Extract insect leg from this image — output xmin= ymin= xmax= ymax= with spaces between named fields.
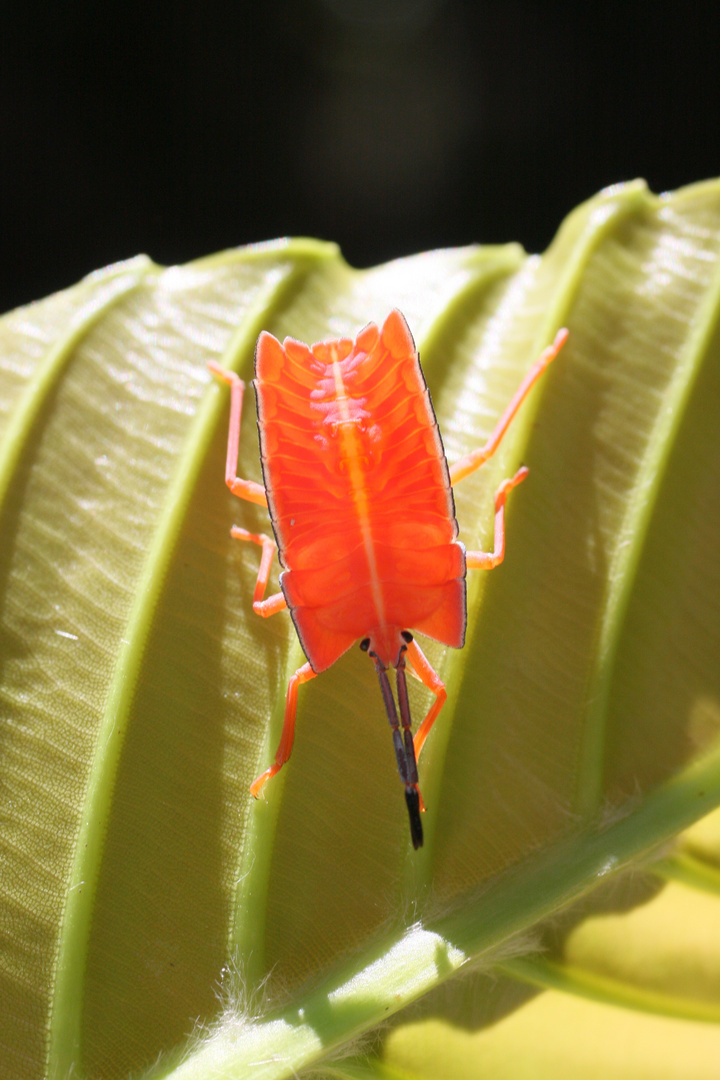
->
xmin=449 ymin=329 xmax=568 ymax=486
xmin=405 ymin=637 xmax=447 ymax=760
xmin=465 ymin=466 xmax=527 ymax=570
xmin=250 ymin=662 xmax=317 ymax=797
xmin=230 ymin=526 xmax=286 ymax=617
xmin=208 ymin=361 xmax=268 ymax=506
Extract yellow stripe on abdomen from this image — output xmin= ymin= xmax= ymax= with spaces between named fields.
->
xmin=331 ymin=354 xmax=387 ymax=633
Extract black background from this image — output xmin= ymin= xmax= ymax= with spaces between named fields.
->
xmin=2 ymin=1 xmax=720 ymax=314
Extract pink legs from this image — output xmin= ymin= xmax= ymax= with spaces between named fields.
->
xmin=210 ymin=360 xmax=296 ymax=796
xmin=207 ymin=361 xmax=268 ymax=506
xmin=230 ymin=527 xmax=286 ymax=617
xmin=465 ymin=466 xmax=528 ymax=569
xmin=209 ymin=361 xmax=287 ymax=618
xmin=405 ymin=637 xmax=447 ymax=761
xmin=249 ymin=663 xmax=317 ymax=797
xmin=449 ymin=328 xmax=568 ymax=486
xmin=407 ymin=330 xmax=567 ymax=758
xmin=454 ymin=329 xmax=569 ymax=570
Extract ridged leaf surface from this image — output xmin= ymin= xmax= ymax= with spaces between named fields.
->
xmin=1 ymin=181 xmax=719 ymax=1080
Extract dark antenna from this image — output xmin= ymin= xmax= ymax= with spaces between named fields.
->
xmin=396 ymin=650 xmax=423 ymax=850
xmin=368 ymin=643 xmax=424 ymax=849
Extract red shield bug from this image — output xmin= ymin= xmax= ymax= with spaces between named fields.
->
xmin=209 ymin=311 xmax=567 ymax=848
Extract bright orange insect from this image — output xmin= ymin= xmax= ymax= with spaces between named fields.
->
xmin=209 ymin=312 xmax=567 ymax=848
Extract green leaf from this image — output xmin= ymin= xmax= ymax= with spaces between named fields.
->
xmin=1 ymin=180 xmax=719 ymax=1080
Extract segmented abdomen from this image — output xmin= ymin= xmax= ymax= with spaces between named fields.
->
xmin=255 ymin=310 xmax=466 ymax=671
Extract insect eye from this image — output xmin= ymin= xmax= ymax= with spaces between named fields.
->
xmin=359 ymin=638 xmax=371 ymax=652
xmin=401 ymin=631 xmax=413 ymax=644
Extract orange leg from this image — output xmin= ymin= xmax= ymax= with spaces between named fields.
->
xmin=449 ymin=328 xmax=568 ymax=486
xmin=208 ymin=360 xmax=268 ymax=507
xmin=406 ymin=638 xmax=447 ymax=760
xmin=250 ymin=662 xmax=317 ymax=797
xmin=230 ymin=526 xmax=286 ymax=617
xmin=404 ymin=465 xmax=529 ymax=760
xmin=465 ymin=466 xmax=527 ymax=570
xmin=209 ymin=362 xmax=284 ymax=615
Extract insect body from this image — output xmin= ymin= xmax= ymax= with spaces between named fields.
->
xmin=209 ymin=311 xmax=567 ymax=849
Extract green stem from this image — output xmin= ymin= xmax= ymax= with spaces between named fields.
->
xmin=160 ymin=739 xmax=720 ymax=1080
